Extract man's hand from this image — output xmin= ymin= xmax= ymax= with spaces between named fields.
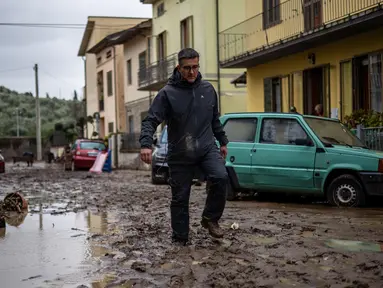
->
xmin=140 ymin=148 xmax=152 ymax=164
xmin=220 ymin=145 xmax=228 ymax=159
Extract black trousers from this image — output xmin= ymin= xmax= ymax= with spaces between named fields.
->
xmin=168 ymin=146 xmax=228 ymax=241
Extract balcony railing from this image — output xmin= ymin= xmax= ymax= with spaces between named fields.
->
xmin=219 ymin=0 xmax=383 ymax=66
xmin=99 ymin=99 xmax=104 ymax=111
xmin=138 ymin=53 xmax=177 ymax=90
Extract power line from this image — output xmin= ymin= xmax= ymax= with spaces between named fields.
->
xmin=0 ymin=67 xmax=31 ymax=74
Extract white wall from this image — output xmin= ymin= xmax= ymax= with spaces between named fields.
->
xmin=124 ymin=34 xmax=152 ymax=103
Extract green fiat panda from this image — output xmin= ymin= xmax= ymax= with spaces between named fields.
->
xmin=215 ymin=112 xmax=383 ymax=207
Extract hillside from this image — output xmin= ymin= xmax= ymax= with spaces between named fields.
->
xmin=0 ymin=86 xmax=85 ymax=140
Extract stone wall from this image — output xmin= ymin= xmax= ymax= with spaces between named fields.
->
xmin=0 ymin=137 xmax=37 ymax=161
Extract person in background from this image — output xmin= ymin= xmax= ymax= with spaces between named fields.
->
xmin=314 ymin=104 xmax=324 ymax=117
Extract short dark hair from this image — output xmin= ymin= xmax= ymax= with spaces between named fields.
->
xmin=178 ymin=48 xmax=199 ymax=65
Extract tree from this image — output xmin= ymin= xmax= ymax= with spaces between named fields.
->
xmin=55 ymin=123 xmax=64 ymax=131
xmin=46 ymin=92 xmax=50 ymax=99
xmin=73 ymin=90 xmax=78 ymax=101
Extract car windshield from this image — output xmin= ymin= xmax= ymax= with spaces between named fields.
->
xmin=80 ymin=141 xmax=106 ymax=150
xmin=160 ymin=127 xmax=168 ymax=144
xmin=304 ymin=117 xmax=366 ymax=148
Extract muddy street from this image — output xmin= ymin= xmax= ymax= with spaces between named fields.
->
xmin=1 ymin=163 xmax=383 ymax=288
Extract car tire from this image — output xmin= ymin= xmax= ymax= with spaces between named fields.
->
xmin=226 ymin=180 xmax=237 ymax=201
xmin=326 ymin=174 xmax=366 ymax=208
xmin=205 ymin=179 xmax=238 ymax=201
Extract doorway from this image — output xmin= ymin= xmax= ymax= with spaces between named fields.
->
xmin=303 ymin=67 xmax=323 ymax=115
xmin=352 ymin=55 xmax=370 ymax=111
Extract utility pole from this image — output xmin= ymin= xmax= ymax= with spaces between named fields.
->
xmin=34 ymin=64 xmax=42 ymax=161
xmin=15 ymin=108 xmax=20 ymax=137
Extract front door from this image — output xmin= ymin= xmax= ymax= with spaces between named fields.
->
xmin=252 ymin=116 xmax=316 ymax=190
xmin=222 ymin=117 xmax=258 ymax=188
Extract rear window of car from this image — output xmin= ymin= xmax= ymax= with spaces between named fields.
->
xmin=79 ymin=141 xmax=106 ymax=150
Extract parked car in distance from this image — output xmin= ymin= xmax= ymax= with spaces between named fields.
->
xmin=214 ymin=112 xmax=383 ymax=207
xmin=151 ymin=126 xmax=204 ymax=184
xmin=0 ymin=150 xmax=5 ymax=173
xmin=67 ymin=139 xmax=107 ymax=171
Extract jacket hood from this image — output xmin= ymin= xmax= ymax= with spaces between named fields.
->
xmin=167 ymin=67 xmax=202 ymax=89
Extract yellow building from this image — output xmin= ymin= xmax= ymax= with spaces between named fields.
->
xmin=139 ymin=0 xmax=247 ymax=115
xmin=220 ymin=0 xmax=383 ymax=120
xmin=78 ymin=16 xmax=148 ymax=138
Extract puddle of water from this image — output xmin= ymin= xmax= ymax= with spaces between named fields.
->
xmin=0 ymin=210 xmax=111 ymax=288
xmin=325 ymin=239 xmax=383 ymax=252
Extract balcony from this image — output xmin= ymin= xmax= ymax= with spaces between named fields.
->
xmin=220 ymin=0 xmax=383 ymax=68
xmin=138 ymin=53 xmax=177 ymax=91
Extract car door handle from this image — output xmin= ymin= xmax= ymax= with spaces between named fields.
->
xmin=251 ymin=148 xmax=257 ymax=152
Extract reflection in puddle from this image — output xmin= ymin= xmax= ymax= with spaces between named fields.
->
xmin=0 ymin=208 xmax=111 ymax=288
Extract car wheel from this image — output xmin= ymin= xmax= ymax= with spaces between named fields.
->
xmin=327 ymin=174 xmax=366 ymax=208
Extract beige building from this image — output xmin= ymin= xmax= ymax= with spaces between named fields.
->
xmin=138 ymin=0 xmax=247 ymax=115
xmin=122 ymin=20 xmax=154 ymax=134
xmin=78 ymin=16 xmax=148 ymax=138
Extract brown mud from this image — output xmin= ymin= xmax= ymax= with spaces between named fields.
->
xmin=1 ymin=163 xmax=383 ymax=287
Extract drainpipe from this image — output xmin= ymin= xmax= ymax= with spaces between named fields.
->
xmin=113 ymin=46 xmax=119 ymax=168
xmin=82 ymin=56 xmax=87 ymax=138
xmin=215 ymin=0 xmax=222 ymax=114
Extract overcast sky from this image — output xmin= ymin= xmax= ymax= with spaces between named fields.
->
xmin=0 ymin=0 xmax=152 ymax=100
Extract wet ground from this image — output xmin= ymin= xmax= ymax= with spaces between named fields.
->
xmin=1 ymin=163 xmax=383 ymax=288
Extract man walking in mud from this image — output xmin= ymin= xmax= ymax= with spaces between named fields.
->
xmin=139 ymin=48 xmax=229 ymax=245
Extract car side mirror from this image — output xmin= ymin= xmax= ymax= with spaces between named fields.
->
xmin=295 ymin=138 xmax=314 ymax=146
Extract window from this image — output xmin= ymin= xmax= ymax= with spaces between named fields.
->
xmin=223 ymin=118 xmax=257 ymax=143
xmin=157 ymin=2 xmax=165 ymax=17
xmin=108 ymin=122 xmax=114 ymax=133
xmin=138 ymin=51 xmax=147 ymax=69
xmin=147 ymin=38 xmax=151 ymax=64
xmin=127 ymin=60 xmax=132 ymax=85
xmin=180 ymin=17 xmax=193 ymax=49
xmin=128 ymin=115 xmax=134 ymax=133
xmin=260 ymin=118 xmax=308 ymax=145
xmin=106 ymin=50 xmax=112 ymax=59
xmin=107 ymin=71 xmax=113 ymax=96
xmin=157 ymin=32 xmax=166 ymax=61
xmin=263 ymin=0 xmax=281 ymax=29
xmin=264 ymin=77 xmax=282 ymax=112
xmin=304 ymin=0 xmax=323 ymax=32
xmin=80 ymin=141 xmax=106 ymax=150
xmin=352 ymin=53 xmax=383 ymax=113
xmin=97 ymin=57 xmax=101 ymax=65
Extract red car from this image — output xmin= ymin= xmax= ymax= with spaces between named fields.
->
xmin=69 ymin=139 xmax=107 ymax=171
xmin=0 ymin=150 xmax=4 ymax=173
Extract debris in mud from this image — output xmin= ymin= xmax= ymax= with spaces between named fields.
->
xmin=231 ymin=222 xmax=239 ymax=230
xmin=0 ymin=192 xmax=28 ymax=213
xmin=22 ymin=275 xmax=42 ymax=281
